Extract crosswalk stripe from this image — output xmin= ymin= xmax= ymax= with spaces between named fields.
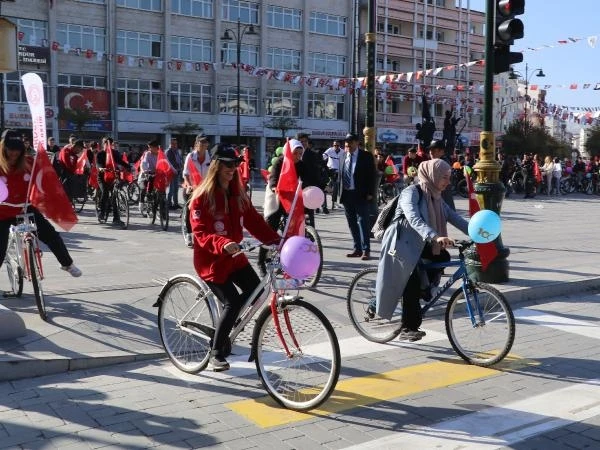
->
xmin=515 ymin=308 xmax=600 ymax=340
xmin=343 ymin=380 xmax=600 ymax=449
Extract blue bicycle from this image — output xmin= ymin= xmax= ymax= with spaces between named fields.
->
xmin=346 ymin=240 xmax=515 ymax=367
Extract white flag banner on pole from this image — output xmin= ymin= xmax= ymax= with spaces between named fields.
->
xmin=21 ymin=73 xmax=47 ymax=152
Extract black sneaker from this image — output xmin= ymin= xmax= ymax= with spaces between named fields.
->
xmin=112 ymin=219 xmax=126 ymax=229
xmin=207 ymin=355 xmax=230 ymax=372
xmin=323 ymin=207 xmax=330 ymax=215
xmin=398 ymin=329 xmax=426 ymax=342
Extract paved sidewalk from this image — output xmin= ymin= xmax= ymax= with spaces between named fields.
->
xmin=1 ymin=192 xmax=599 ymax=381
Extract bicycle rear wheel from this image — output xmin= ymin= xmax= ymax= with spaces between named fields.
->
xmin=117 ymin=190 xmax=129 ymax=229
xmin=346 ymin=268 xmax=401 ymax=343
xmin=253 ymin=298 xmax=340 ymax=411
xmin=27 ymin=240 xmax=46 ymax=321
xmin=303 ymin=225 xmax=323 ymax=288
xmin=157 ymin=276 xmax=216 ymax=374
xmin=445 ymin=282 xmax=515 ymax=367
xmin=5 ymin=235 xmax=23 ymax=297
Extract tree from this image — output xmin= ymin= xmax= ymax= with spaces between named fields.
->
xmin=584 ymin=125 xmax=600 ymax=158
xmin=264 ymin=117 xmax=299 ymax=142
xmin=502 ymin=118 xmax=570 ymax=159
xmin=163 ymin=121 xmax=202 ymax=153
xmin=58 ymin=107 xmax=95 ymax=134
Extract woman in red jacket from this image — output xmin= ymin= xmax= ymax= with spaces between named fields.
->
xmin=189 ymin=144 xmax=280 ymax=371
xmin=0 ymin=130 xmax=81 ymax=278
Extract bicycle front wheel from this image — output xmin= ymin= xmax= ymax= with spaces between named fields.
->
xmin=445 ymin=282 xmax=515 ymax=367
xmin=27 ymin=240 xmax=46 ymax=321
xmin=347 ymin=268 xmax=401 ymax=343
xmin=5 ymin=235 xmax=23 ymax=297
xmin=253 ymin=298 xmax=340 ymax=411
xmin=303 ymin=225 xmax=323 ymax=288
xmin=158 ymin=276 xmax=216 ymax=374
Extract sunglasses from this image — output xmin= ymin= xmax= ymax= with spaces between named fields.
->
xmin=219 ymin=160 xmax=240 ymax=168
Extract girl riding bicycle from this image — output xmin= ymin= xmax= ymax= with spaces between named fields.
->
xmin=0 ymin=130 xmax=81 ymax=278
xmin=376 ymin=159 xmax=468 ymax=341
xmin=189 ymin=144 xmax=280 ymax=371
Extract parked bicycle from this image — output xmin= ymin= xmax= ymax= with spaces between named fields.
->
xmin=154 ymin=240 xmax=340 ymax=411
xmin=140 ymin=173 xmax=169 ymax=231
xmin=2 ymin=202 xmax=46 ymax=320
xmin=347 ymin=240 xmax=515 ymax=367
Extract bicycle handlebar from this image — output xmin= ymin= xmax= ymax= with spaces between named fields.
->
xmin=232 ymin=239 xmax=277 ymax=257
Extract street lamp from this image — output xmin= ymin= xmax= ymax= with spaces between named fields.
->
xmin=222 ymin=19 xmax=256 ymax=148
xmin=509 ymin=63 xmax=545 ymax=116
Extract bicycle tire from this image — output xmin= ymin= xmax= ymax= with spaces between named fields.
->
xmin=27 ymin=239 xmax=47 ymax=321
xmin=346 ymin=268 xmax=401 ymax=343
xmin=149 ymin=194 xmax=157 ymax=224
xmin=253 ymin=298 xmax=340 ymax=411
xmin=117 ymin=191 xmax=129 ymax=229
xmin=94 ymin=190 xmax=107 ymax=224
xmin=158 ymin=276 xmax=216 ymax=374
xmin=457 ymin=179 xmax=468 ymax=198
xmin=246 ymin=182 xmax=252 ymax=200
xmin=303 ymin=225 xmax=323 ymax=288
xmin=159 ymin=193 xmax=169 ymax=231
xmin=180 ymin=202 xmax=189 ymax=247
xmin=128 ymin=182 xmax=140 ymax=205
xmin=445 ymin=282 xmax=515 ymax=367
xmin=5 ymin=235 xmax=23 ymax=297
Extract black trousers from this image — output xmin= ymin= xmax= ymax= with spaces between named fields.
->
xmin=402 ymin=244 xmax=450 ymax=330
xmin=183 ymin=190 xmax=192 ymax=235
xmin=98 ymin=178 xmax=120 ymax=221
xmin=205 ymin=264 xmax=260 ymax=357
xmin=0 ymin=208 xmax=73 ymax=269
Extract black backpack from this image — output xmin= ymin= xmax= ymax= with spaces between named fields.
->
xmin=371 ymin=186 xmax=422 ymax=240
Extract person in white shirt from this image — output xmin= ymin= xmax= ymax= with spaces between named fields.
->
xmin=322 ymin=140 xmax=343 ymax=209
xmin=552 ymin=157 xmax=562 ymax=196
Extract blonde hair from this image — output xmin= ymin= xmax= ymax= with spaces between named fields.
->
xmin=190 ymin=160 xmax=250 ymax=214
xmin=0 ymin=139 xmax=28 ymax=174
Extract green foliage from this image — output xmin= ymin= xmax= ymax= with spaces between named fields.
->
xmin=584 ymin=125 xmax=600 ymax=158
xmin=502 ymin=118 xmax=570 ymax=159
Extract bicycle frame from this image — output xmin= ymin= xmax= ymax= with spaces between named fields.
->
xmin=10 ymin=213 xmax=44 ymax=282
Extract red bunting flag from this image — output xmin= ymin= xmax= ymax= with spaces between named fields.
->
xmin=29 ymin=144 xmax=78 ymax=231
xmin=464 ymin=168 xmax=498 ymax=271
xmin=276 ymin=139 xmax=304 ymax=237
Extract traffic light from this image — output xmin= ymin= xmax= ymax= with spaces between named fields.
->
xmin=494 ymin=0 xmax=524 ymax=74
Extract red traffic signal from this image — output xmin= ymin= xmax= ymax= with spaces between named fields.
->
xmin=496 ymin=0 xmax=525 ymax=45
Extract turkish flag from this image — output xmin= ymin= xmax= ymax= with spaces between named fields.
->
xmin=154 ymin=148 xmax=175 ymax=192
xmin=276 ymin=140 xmax=304 ymax=237
xmin=30 ymin=144 xmax=78 ymax=231
xmin=464 ymin=168 xmax=498 ymax=271
xmin=103 ymin=142 xmax=116 ymax=184
xmin=75 ymin=151 xmax=88 ymax=175
xmin=187 ymin=158 xmax=203 ymax=187
xmin=384 ymin=155 xmax=400 ymax=183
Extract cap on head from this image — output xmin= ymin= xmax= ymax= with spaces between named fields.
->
xmin=195 ymin=133 xmax=209 ymax=143
xmin=211 ymin=143 xmax=242 ymax=162
xmin=345 ymin=133 xmax=359 ymax=142
xmin=289 ymin=139 xmax=304 ymax=152
xmin=1 ymin=129 xmax=19 ymax=142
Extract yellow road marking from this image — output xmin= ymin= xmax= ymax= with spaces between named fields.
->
xmin=227 ymin=355 xmax=535 ymax=428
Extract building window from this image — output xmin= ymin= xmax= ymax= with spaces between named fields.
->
xmin=308 ymin=52 xmax=346 ymax=76
xmin=116 ymin=0 xmax=161 ymax=11
xmin=266 ymin=48 xmax=300 ymax=71
xmin=309 ymin=12 xmax=346 ymax=37
xmin=376 ymin=98 xmax=401 ymax=114
xmin=117 ymin=30 xmax=162 ymax=57
xmin=266 ymin=5 xmax=301 ymax=30
xmin=170 ymin=82 xmax=212 ymax=113
xmin=220 ymin=43 xmax=259 ymax=65
xmin=10 ymin=18 xmax=48 ymax=47
xmin=5 ymin=71 xmax=49 ymax=104
xmin=418 ymin=29 xmax=444 ymax=42
xmin=57 ymin=23 xmax=106 ymax=52
xmin=377 ymin=58 xmax=399 ymax=72
xmin=377 ymin=22 xmax=401 ymax=35
xmin=117 ymin=79 xmax=162 ymax=110
xmin=264 ymin=90 xmax=300 ymax=117
xmin=218 ymin=87 xmax=258 ymax=115
xmin=221 ymin=0 xmax=259 ymax=25
xmin=58 ymin=74 xmax=107 ymax=89
xmin=307 ymin=93 xmax=344 ymax=120
xmin=171 ymin=36 xmax=213 ymax=62
xmin=422 ymin=0 xmax=445 ymax=5
xmin=172 ymin=0 xmax=213 ymax=18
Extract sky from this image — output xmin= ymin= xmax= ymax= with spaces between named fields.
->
xmin=469 ymin=0 xmax=600 ymax=109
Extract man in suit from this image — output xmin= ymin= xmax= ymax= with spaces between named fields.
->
xmin=339 ymin=133 xmax=377 ymax=261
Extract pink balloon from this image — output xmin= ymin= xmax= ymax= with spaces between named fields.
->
xmin=0 ymin=180 xmax=8 ymax=202
xmin=302 ymin=186 xmax=325 ymax=209
xmin=280 ymin=236 xmax=320 ymax=279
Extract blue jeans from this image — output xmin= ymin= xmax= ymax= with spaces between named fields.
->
xmin=342 ymin=190 xmax=371 ymax=253
xmin=167 ymin=172 xmax=181 ymax=206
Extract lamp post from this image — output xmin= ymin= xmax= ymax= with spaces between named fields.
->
xmin=509 ymin=63 xmax=545 ymax=117
xmin=222 ymin=19 xmax=256 ymax=148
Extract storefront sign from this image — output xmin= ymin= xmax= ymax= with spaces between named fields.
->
xmin=18 ymin=45 xmax=50 ymax=68
xmin=3 ymin=102 xmax=53 ymax=128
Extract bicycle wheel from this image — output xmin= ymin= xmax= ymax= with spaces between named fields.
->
xmin=157 ymin=276 xmax=217 ymax=374
xmin=5 ymin=235 xmax=23 ymax=297
xmin=445 ymin=282 xmax=515 ymax=367
xmin=303 ymin=225 xmax=323 ymax=288
xmin=148 ymin=194 xmax=157 ymax=224
xmin=117 ymin=190 xmax=129 ymax=229
xmin=180 ymin=202 xmax=189 ymax=247
xmin=158 ymin=193 xmax=169 ymax=231
xmin=27 ymin=240 xmax=46 ymax=321
xmin=253 ymin=298 xmax=340 ymax=411
xmin=94 ymin=190 xmax=107 ymax=224
xmin=246 ymin=182 xmax=252 ymax=200
xmin=128 ymin=182 xmax=140 ymax=205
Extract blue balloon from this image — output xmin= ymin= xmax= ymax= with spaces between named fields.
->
xmin=468 ymin=210 xmax=502 ymax=244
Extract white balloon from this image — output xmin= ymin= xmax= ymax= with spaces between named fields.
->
xmin=302 ymin=186 xmax=325 ymax=209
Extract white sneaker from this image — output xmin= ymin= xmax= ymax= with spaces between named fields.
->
xmin=61 ymin=264 xmax=82 ymax=277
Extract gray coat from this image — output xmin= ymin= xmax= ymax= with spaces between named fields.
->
xmin=375 ymin=184 xmax=469 ymax=319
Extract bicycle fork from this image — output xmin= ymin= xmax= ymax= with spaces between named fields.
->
xmin=461 ymin=279 xmax=485 ymax=327
xmin=269 ymin=293 xmax=301 ymax=359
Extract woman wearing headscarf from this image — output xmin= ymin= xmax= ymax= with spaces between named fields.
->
xmin=375 ymin=159 xmax=469 ymax=341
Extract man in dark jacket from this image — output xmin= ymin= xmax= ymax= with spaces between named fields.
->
xmin=297 ymin=132 xmax=328 ymax=217
xmin=165 ymin=137 xmax=183 ymax=209
xmin=96 ymin=137 xmax=130 ymax=228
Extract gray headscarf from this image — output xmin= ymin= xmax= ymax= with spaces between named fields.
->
xmin=417 ymin=159 xmax=451 ymax=239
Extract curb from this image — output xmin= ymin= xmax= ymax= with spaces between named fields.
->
xmin=501 ymin=276 xmax=600 ymax=306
